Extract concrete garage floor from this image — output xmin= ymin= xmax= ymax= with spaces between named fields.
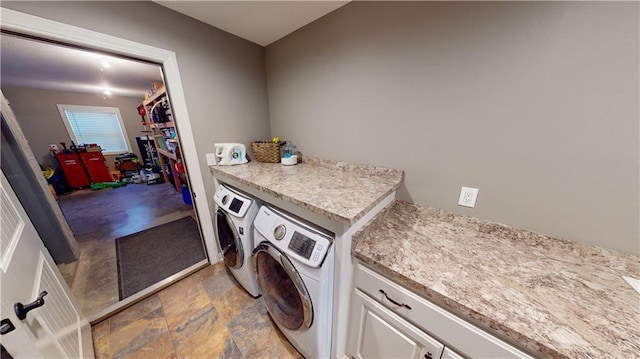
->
xmin=57 ymin=182 xmax=196 ymax=317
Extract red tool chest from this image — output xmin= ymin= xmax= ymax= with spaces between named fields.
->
xmin=79 ymin=152 xmax=112 ymax=183
xmin=56 ymin=153 xmax=90 ymax=189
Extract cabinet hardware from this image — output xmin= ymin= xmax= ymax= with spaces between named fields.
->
xmin=379 ymin=289 xmax=412 ymax=310
xmin=0 ymin=319 xmax=15 ymax=335
xmin=425 ymin=352 xmax=433 ymax=359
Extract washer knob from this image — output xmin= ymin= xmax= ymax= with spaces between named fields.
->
xmin=274 ymin=224 xmax=286 ymax=240
xmin=221 ymin=195 xmax=229 ymax=205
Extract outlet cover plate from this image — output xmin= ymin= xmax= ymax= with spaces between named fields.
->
xmin=458 ymin=187 xmax=479 ymax=208
xmin=206 ymin=152 xmax=217 ymax=166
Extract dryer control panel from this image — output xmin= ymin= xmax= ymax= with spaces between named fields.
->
xmin=254 ymin=205 xmax=333 ymax=268
xmin=214 ymin=184 xmax=252 ymax=218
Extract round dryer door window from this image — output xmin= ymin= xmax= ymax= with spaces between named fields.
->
xmin=215 ymin=209 xmax=243 ymax=269
xmin=253 ymin=242 xmax=313 ymax=331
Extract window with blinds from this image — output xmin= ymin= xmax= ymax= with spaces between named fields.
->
xmin=56 ymin=104 xmax=131 ymax=155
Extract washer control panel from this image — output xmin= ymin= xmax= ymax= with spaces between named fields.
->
xmin=254 ymin=205 xmax=332 ymax=268
xmin=273 ymin=224 xmax=286 ymax=240
xmin=288 ymin=231 xmax=317 ymax=259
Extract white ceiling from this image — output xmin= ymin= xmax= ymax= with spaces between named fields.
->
xmin=0 ymin=1 xmax=349 ymax=97
xmin=153 ymin=1 xmax=350 ymax=46
xmin=0 ymin=34 xmax=163 ymax=98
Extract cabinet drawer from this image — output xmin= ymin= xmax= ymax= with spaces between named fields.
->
xmin=355 ymin=263 xmax=534 ymax=359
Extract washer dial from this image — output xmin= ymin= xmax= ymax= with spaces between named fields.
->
xmin=273 ymin=224 xmax=286 ymax=240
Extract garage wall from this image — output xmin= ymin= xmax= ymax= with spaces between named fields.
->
xmin=2 ymin=86 xmax=147 ymax=170
xmin=265 ymin=2 xmax=640 ymax=254
xmin=2 ymin=1 xmax=271 ymax=220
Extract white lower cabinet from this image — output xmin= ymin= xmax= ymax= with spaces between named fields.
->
xmin=347 ymin=263 xmax=534 ymax=359
xmin=349 ymin=290 xmax=444 ymax=359
xmin=440 ymin=348 xmax=465 ymax=359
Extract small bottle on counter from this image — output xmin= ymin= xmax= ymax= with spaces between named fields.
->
xmin=281 ymin=141 xmax=298 ymax=166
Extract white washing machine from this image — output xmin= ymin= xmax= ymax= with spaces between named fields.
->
xmin=214 ymin=183 xmax=261 ymax=297
xmin=252 ymin=205 xmax=334 ymax=359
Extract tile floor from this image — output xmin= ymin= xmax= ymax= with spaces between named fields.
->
xmin=92 ymin=262 xmax=303 ymax=359
xmin=56 ymin=183 xmax=195 ymax=317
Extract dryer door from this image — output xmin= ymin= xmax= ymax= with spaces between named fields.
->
xmin=253 ymin=242 xmax=313 ymax=331
xmin=215 ymin=208 xmax=243 ymax=269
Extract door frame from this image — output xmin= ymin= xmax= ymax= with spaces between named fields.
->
xmin=0 ymin=8 xmax=219 ymax=263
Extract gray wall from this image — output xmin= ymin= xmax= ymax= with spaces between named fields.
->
xmin=2 ymin=86 xmax=147 ymax=169
xmin=266 ymin=2 xmax=640 ymax=254
xmin=2 ymin=1 xmax=271 ymax=216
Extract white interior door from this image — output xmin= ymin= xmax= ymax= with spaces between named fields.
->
xmin=0 ymin=171 xmax=94 ymax=358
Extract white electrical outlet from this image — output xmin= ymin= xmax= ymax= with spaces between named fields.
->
xmin=206 ymin=152 xmax=217 ymax=166
xmin=458 ymin=187 xmax=479 ymax=208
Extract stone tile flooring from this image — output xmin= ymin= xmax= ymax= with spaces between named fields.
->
xmin=92 ymin=262 xmax=303 ymax=359
xmin=57 ymin=183 xmax=195 ymax=317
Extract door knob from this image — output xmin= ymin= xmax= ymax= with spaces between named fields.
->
xmin=14 ymin=291 xmax=48 ymax=320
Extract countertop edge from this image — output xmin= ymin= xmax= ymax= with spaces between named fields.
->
xmin=209 ymin=168 xmax=350 ymax=225
xmin=210 ymin=160 xmax=403 ymax=226
xmin=351 ymin=199 xmax=640 ymax=359
xmin=348 ymin=184 xmax=402 ymax=224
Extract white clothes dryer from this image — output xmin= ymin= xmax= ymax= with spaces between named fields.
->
xmin=214 ymin=183 xmax=261 ymax=297
xmin=252 ymin=205 xmax=334 ymax=359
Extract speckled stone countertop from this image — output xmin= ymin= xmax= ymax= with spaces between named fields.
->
xmin=352 ymin=200 xmax=640 ymax=359
xmin=210 ymin=157 xmax=403 ymax=225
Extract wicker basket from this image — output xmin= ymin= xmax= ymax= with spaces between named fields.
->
xmin=251 ymin=141 xmax=283 ymax=163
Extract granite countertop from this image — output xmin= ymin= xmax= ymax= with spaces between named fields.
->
xmin=352 ymin=200 xmax=640 ymax=359
xmin=210 ymin=157 xmax=403 ymax=225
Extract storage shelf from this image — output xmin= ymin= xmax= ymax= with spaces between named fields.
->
xmin=142 ymin=85 xmax=183 ymax=194
xmin=157 ymin=148 xmax=177 ymax=161
xmin=143 ymin=87 xmax=166 ymax=106
xmin=150 ymin=121 xmax=175 ymax=129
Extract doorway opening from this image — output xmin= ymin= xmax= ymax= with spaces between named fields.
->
xmin=0 ymin=32 xmax=209 ymax=319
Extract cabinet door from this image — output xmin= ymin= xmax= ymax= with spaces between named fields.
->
xmin=441 ymin=348 xmax=465 ymax=359
xmin=349 ymin=290 xmax=444 ymax=359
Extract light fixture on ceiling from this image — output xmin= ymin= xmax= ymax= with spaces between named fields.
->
xmin=100 ymin=58 xmax=113 ymax=97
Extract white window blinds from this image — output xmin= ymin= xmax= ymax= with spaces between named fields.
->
xmin=57 ymin=105 xmax=130 ymax=154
